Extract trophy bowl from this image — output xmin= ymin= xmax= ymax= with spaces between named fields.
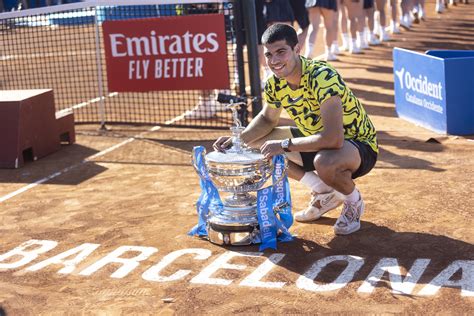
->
xmin=204 ymin=150 xmax=274 ymax=193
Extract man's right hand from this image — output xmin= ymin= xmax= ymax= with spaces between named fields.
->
xmin=213 ymin=136 xmax=233 ymax=152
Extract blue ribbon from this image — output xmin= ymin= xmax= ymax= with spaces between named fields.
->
xmin=256 ymin=187 xmax=277 ymax=251
xmin=272 ymin=155 xmax=293 ymax=230
xmin=188 ymin=146 xmax=222 ymax=237
xmin=256 ymin=154 xmax=293 ymax=250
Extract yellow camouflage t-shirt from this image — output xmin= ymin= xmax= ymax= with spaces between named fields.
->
xmin=264 ymin=56 xmax=378 ymax=153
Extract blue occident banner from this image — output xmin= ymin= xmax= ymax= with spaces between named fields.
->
xmin=393 ymin=48 xmax=474 ymax=135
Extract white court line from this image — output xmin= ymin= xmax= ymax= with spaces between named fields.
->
xmin=0 ymin=50 xmax=95 ymax=61
xmin=0 ymin=126 xmax=161 ymax=204
xmin=56 ymin=92 xmax=119 ymax=115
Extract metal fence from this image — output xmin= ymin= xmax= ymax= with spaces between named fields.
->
xmin=0 ymin=0 xmax=260 ymax=129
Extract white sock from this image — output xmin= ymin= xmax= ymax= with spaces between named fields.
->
xmin=325 ymin=45 xmax=331 ymax=54
xmin=342 ymin=33 xmax=350 ymax=47
xmin=305 ymin=43 xmax=314 ymax=58
xmin=300 ymin=171 xmax=332 ymax=193
xmin=344 ymin=188 xmax=360 ymax=202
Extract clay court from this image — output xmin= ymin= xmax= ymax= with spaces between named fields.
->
xmin=1 ymin=1 xmax=473 ymax=314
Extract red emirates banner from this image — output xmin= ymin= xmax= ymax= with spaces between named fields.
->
xmin=102 ymin=14 xmax=230 ymax=92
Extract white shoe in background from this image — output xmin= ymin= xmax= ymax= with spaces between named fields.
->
xmin=380 ymin=28 xmax=391 ymax=42
xmin=436 ymin=2 xmax=445 ymax=13
xmin=368 ymin=33 xmax=381 ymax=45
xmin=350 ymin=39 xmax=362 ymax=54
xmin=184 ymin=97 xmax=218 ymax=119
xmin=331 ymin=42 xmax=340 ymax=55
xmin=325 ymin=51 xmax=338 ymax=61
xmin=357 ymin=32 xmax=369 ymax=49
xmin=341 ymin=33 xmax=351 ymax=52
xmin=419 ymin=5 xmax=426 ymax=20
xmin=399 ymin=15 xmax=411 ymax=29
xmin=389 ymin=20 xmax=401 ymax=34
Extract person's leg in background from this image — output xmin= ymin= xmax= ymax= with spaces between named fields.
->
xmin=412 ymin=0 xmax=426 ymax=20
xmin=388 ymin=0 xmax=401 ymax=33
xmin=436 ymin=0 xmax=445 ymax=13
xmin=364 ymin=0 xmax=381 ymax=45
xmin=400 ymin=0 xmax=413 ymax=29
xmin=289 ymin=0 xmax=310 ymax=55
xmin=304 ymin=5 xmax=322 ymax=59
xmin=320 ymin=6 xmax=337 ymax=61
xmin=339 ymin=0 xmax=352 ymax=51
xmin=344 ymin=0 xmax=364 ymax=54
xmin=330 ymin=0 xmax=342 ymax=56
xmin=375 ymin=0 xmax=390 ymax=41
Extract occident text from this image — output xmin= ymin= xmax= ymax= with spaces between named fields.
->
xmin=403 ymin=71 xmax=443 ymax=101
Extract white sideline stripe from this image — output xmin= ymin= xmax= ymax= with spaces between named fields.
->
xmin=56 ymin=92 xmax=119 ymax=115
xmin=0 ymin=126 xmax=160 ymax=204
xmin=0 ymin=50 xmax=95 ymax=61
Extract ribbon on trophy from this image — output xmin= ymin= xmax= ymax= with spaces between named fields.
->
xmin=188 ymin=146 xmax=222 ymax=237
xmin=256 ymin=154 xmax=293 ymax=251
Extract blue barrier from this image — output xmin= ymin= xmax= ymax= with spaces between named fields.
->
xmin=393 ymin=47 xmax=474 ymax=135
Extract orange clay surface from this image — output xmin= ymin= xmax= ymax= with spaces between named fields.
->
xmin=0 ymin=1 xmax=473 ymax=314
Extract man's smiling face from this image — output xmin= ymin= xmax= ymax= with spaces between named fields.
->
xmin=264 ymin=39 xmax=300 ymax=79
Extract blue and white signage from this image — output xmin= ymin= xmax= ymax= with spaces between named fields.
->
xmin=393 ymin=48 xmax=447 ymax=133
xmin=393 ymin=48 xmax=474 ymax=135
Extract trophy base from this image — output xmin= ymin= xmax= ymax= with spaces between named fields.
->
xmin=207 ymin=222 xmax=259 ymax=246
xmin=207 ymin=202 xmax=260 ymax=246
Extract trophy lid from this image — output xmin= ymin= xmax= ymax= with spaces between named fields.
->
xmin=205 ymin=149 xmax=267 ymax=165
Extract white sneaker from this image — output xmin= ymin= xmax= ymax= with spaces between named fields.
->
xmin=184 ymin=99 xmax=217 ymax=119
xmin=400 ymin=15 xmax=411 ymax=29
xmin=380 ymin=29 xmax=391 ymax=42
xmin=331 ymin=43 xmax=340 ymax=55
xmin=368 ymin=33 xmax=381 ymax=46
xmin=325 ymin=51 xmax=337 ymax=61
xmin=357 ymin=33 xmax=369 ymax=49
xmin=388 ymin=20 xmax=401 ymax=34
xmin=350 ymin=41 xmax=362 ymax=54
xmin=419 ymin=6 xmax=425 ymax=20
xmin=334 ymin=197 xmax=365 ymax=235
xmin=294 ymin=190 xmax=344 ymax=222
xmin=436 ymin=2 xmax=445 ymax=13
xmin=341 ymin=33 xmax=351 ymax=52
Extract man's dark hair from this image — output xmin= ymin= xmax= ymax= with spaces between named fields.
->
xmin=261 ymin=24 xmax=299 ymax=49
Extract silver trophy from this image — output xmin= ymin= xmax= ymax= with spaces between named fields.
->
xmin=192 ymin=96 xmax=288 ymax=246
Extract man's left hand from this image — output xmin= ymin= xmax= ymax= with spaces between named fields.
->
xmin=260 ymin=140 xmax=284 ymax=159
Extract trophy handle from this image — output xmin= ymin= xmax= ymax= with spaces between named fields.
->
xmin=191 ymin=147 xmax=207 ymax=180
xmin=273 ymin=201 xmax=289 ymax=212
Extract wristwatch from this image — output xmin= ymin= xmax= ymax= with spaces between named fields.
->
xmin=281 ymin=138 xmax=292 ymax=152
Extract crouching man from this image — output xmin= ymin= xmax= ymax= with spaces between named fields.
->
xmin=214 ymin=24 xmax=378 ymax=235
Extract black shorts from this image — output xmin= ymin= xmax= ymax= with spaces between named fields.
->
xmin=363 ymin=0 xmax=375 ymax=9
xmin=305 ymin=0 xmax=338 ymax=11
xmin=265 ymin=0 xmax=295 ymax=24
xmin=256 ymin=0 xmax=266 ymax=44
xmin=290 ymin=127 xmax=377 ymax=179
xmin=290 ymin=0 xmax=310 ymax=29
